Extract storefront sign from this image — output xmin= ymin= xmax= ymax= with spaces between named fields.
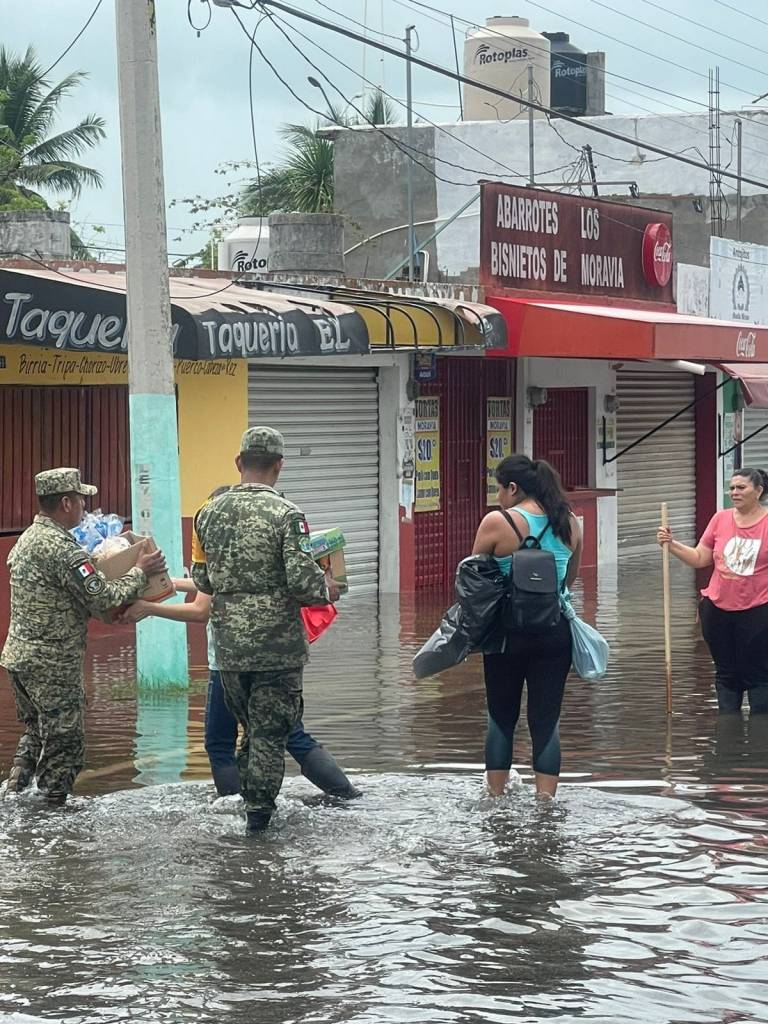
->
xmin=0 ymin=345 xmax=240 ymax=385
xmin=479 ymin=182 xmax=674 ymax=303
xmin=414 ymin=352 xmax=437 ymax=382
xmin=0 ymin=270 xmax=370 ymax=359
xmin=710 ymin=237 xmax=768 ymax=325
xmin=414 ymin=396 xmax=441 ymax=512
xmin=486 ymin=397 xmax=513 ymax=504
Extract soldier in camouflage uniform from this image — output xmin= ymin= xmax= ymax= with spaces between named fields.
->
xmin=192 ymin=427 xmax=338 ymax=834
xmin=0 ymin=468 xmax=166 ymax=806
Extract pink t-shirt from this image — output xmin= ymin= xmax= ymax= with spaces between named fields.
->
xmin=700 ymin=508 xmax=768 ymax=611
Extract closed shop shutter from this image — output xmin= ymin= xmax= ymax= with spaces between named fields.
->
xmin=617 ymin=370 xmax=697 ymax=552
xmin=248 ymin=364 xmax=380 ymax=591
xmin=742 ymin=408 xmax=768 ymax=471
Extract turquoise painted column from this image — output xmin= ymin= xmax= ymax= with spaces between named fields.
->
xmin=117 ymin=0 xmax=189 ymax=688
xmin=130 ymin=394 xmax=188 ymax=687
xmin=134 ymin=689 xmax=190 ymax=786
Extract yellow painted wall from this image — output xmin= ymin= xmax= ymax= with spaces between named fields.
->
xmin=0 ymin=344 xmax=248 ymax=517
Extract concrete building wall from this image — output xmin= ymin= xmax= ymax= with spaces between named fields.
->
xmin=0 ymin=211 xmax=71 ymax=260
xmin=333 ymin=110 xmax=768 ymax=283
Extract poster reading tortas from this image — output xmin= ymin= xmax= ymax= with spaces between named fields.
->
xmin=415 ymin=396 xmax=441 ymax=512
xmin=486 ymin=397 xmax=512 ymax=504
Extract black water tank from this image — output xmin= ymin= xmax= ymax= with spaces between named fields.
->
xmin=543 ymin=32 xmax=587 ymax=116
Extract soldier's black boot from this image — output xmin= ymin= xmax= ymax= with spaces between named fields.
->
xmin=245 ymin=810 xmax=271 ymax=834
xmin=211 ymin=764 xmax=241 ymax=797
xmin=2 ymin=765 xmax=32 ymax=797
xmin=300 ymin=746 xmax=362 ymax=799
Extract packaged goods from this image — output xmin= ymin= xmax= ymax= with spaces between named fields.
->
xmin=96 ymin=531 xmax=174 ymax=603
xmin=92 ymin=535 xmax=132 ymax=560
xmin=309 ymin=528 xmax=348 ymax=593
xmin=71 ymin=511 xmax=125 ymax=553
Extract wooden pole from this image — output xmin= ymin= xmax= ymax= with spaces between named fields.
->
xmin=661 ymin=502 xmax=673 ymax=714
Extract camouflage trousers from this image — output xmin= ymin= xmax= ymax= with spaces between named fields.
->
xmin=6 ymin=666 xmax=86 ymax=800
xmin=219 ymin=669 xmax=303 ymax=814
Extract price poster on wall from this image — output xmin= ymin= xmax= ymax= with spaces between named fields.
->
xmin=486 ymin=397 xmax=513 ymax=504
xmin=415 ymin=396 xmax=441 ymax=512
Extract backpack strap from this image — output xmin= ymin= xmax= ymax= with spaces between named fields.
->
xmin=498 ymin=507 xmax=525 ymax=544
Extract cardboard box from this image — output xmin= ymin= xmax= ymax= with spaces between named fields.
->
xmin=309 ymin=528 xmax=348 ymax=593
xmin=95 ymin=531 xmax=175 ymax=603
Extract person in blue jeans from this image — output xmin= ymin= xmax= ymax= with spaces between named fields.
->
xmin=124 ymin=578 xmax=360 ymax=800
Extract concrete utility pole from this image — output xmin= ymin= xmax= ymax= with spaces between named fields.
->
xmin=405 ymin=24 xmax=416 ymax=283
xmin=527 ymin=64 xmax=535 ymax=187
xmin=115 ymin=0 xmax=188 ymax=687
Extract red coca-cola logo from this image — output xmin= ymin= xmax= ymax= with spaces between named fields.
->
xmin=642 ymin=222 xmax=673 ymax=287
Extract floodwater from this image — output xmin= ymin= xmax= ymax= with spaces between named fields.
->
xmin=1 ymin=563 xmax=768 ymax=1024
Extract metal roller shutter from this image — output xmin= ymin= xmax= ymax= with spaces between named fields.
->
xmin=742 ymin=409 xmax=768 ymax=471
xmin=248 ymin=365 xmax=380 ymax=590
xmin=617 ymin=370 xmax=697 ymax=552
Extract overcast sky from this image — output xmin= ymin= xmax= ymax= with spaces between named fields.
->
xmin=3 ymin=0 xmax=767 ymax=256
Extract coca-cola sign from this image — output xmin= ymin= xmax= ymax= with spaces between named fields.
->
xmin=480 ymin=182 xmax=674 ymax=304
xmin=642 ymin=222 xmax=673 ymax=287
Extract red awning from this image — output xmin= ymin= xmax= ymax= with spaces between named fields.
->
xmin=714 ymin=363 xmax=768 ymax=407
xmin=487 ymin=296 xmax=768 ymax=365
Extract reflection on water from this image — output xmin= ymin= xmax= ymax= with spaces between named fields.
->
xmin=2 ymin=563 xmax=768 ymax=1023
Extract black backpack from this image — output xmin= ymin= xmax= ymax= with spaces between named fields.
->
xmin=499 ymin=509 xmax=562 ymax=634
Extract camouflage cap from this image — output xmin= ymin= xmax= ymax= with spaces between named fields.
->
xmin=240 ymin=426 xmax=284 ymax=456
xmin=35 ymin=468 xmax=98 ymax=497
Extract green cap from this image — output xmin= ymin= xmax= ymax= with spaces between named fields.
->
xmin=35 ymin=468 xmax=97 ymax=497
xmin=240 ymin=426 xmax=285 ymax=456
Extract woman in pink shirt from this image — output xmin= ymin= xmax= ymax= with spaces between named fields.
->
xmin=657 ymin=468 xmax=768 ymax=714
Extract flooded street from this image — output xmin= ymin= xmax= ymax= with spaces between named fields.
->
xmin=1 ymin=564 xmax=768 ymax=1024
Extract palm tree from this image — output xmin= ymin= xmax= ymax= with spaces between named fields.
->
xmin=0 ymin=46 xmax=105 ymax=200
xmin=241 ymin=88 xmax=396 ymax=216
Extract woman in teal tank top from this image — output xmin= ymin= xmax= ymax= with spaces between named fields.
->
xmin=472 ymin=455 xmax=582 ymax=801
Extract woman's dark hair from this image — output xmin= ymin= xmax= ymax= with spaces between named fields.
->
xmin=495 ymin=454 xmax=572 ymax=543
xmin=732 ymin=467 xmax=768 ymax=496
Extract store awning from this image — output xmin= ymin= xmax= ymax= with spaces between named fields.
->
xmin=247 ymin=280 xmax=507 ymax=350
xmin=711 ymin=363 xmax=768 ymax=407
xmin=0 ymin=267 xmax=370 ymax=359
xmin=487 ymin=296 xmax=768 ymax=365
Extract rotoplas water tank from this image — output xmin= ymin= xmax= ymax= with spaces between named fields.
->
xmin=217 ymin=217 xmax=270 ymax=274
xmin=543 ymin=32 xmax=587 ymax=117
xmin=463 ymin=16 xmax=551 ymax=121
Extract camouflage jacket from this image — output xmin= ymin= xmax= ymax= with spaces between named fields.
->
xmin=191 ymin=483 xmax=328 ymax=671
xmin=0 ymin=516 xmax=148 ymax=672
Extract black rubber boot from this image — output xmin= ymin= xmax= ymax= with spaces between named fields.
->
xmin=211 ymin=764 xmax=241 ymax=798
xmin=300 ymin=746 xmax=361 ymax=799
xmin=245 ymin=810 xmax=271 ymax=834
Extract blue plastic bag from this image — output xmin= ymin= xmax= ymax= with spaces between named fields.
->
xmin=561 ymin=601 xmax=609 ymax=681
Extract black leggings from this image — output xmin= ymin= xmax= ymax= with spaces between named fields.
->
xmin=483 ymin=618 xmax=572 ymax=775
xmin=699 ymin=598 xmax=768 ymax=713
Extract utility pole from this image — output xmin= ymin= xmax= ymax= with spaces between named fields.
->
xmin=115 ymin=0 xmax=188 ymax=687
xmin=736 ymin=118 xmax=743 ymax=241
xmin=584 ymin=144 xmax=599 ymax=198
xmin=405 ymin=24 xmax=416 ymax=283
xmin=527 ymin=64 xmax=535 ymax=187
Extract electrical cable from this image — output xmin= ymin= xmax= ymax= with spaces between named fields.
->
xmin=638 ymin=0 xmax=768 ymax=60
xmin=40 ymin=0 xmax=104 ymax=78
xmin=187 ymin=0 xmax=213 ymax=35
xmin=708 ymin=0 xmax=768 ymax=31
xmin=586 ymin=0 xmax=768 ymax=81
xmin=250 ymin=0 xmax=768 ymax=191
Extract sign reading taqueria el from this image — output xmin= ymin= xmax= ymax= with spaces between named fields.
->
xmin=479 ymin=182 xmax=674 ymax=304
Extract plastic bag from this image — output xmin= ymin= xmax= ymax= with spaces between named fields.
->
xmin=454 ymin=554 xmax=507 ymax=648
xmin=92 ymin=535 xmax=132 ymax=561
xmin=71 ymin=511 xmax=125 ymax=553
xmin=301 ymin=604 xmax=338 ymax=644
xmin=413 ymin=602 xmax=472 ymax=680
xmin=562 ymin=601 xmax=609 ymax=681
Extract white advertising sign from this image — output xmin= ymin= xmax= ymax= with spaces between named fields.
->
xmin=710 ymin=237 xmax=768 ymax=325
xmin=676 ymin=263 xmax=709 ymax=318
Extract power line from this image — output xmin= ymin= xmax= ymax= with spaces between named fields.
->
xmin=638 ymin=0 xmax=768 ymax=60
xmin=250 ymin=0 xmax=768 ymax=191
xmin=586 ymin=0 xmax=768 ymax=81
xmin=40 ymin=0 xmax=105 ymax=78
xmin=708 ymin=0 xmax=768 ymax=31
xmin=267 ymin=8 xmax=537 ymax=181
xmin=391 ymin=0 xmax=713 ymax=115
